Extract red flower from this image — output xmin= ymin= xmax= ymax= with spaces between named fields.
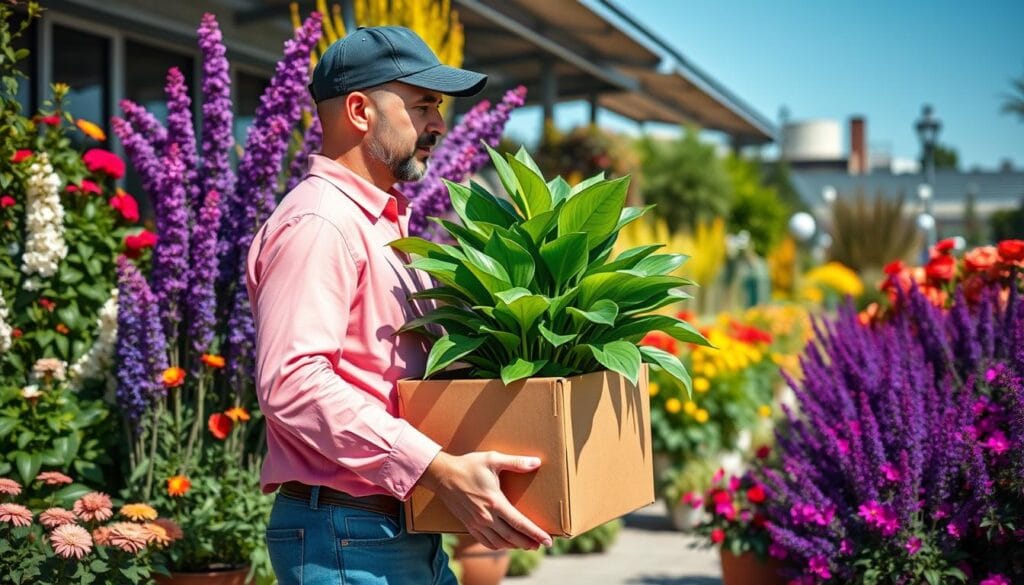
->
xmin=65 ymin=180 xmax=102 ymax=195
xmin=752 ymin=513 xmax=768 ymax=528
xmin=931 ymin=238 xmax=956 ymax=257
xmin=998 ymin=240 xmax=1024 ymax=264
xmin=711 ymin=528 xmax=725 ymax=544
xmin=639 ymin=331 xmax=677 ymax=355
xmin=109 ymin=189 xmax=139 ymax=223
xmin=1 ymin=195 xmax=14 ymax=208
xmin=11 ymin=328 xmax=22 ymax=338
xmin=39 ymin=298 xmax=56 ymax=312
xmin=55 ymin=324 xmax=69 ymax=335
xmin=123 ymin=230 xmax=158 ymax=259
xmin=10 ymin=150 xmax=32 ymax=163
xmin=676 ymin=310 xmax=695 ymax=322
xmin=963 ymin=246 xmax=999 ymax=274
xmin=729 ymin=322 xmax=773 ymax=345
xmin=712 ymin=489 xmax=732 ymax=505
xmin=82 ymin=148 xmax=125 ymax=179
xmin=755 ymin=445 xmax=771 ymax=459
xmin=925 ymin=254 xmax=956 ymax=282
xmin=38 ymin=114 xmax=61 ymax=126
xmin=746 ymin=485 xmax=767 ymax=504
xmin=882 ymin=260 xmax=904 ymax=275
xmin=208 ymin=413 xmax=233 ymax=440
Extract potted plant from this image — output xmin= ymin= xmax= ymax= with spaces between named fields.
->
xmin=392 ymin=146 xmax=709 ymax=536
xmin=694 ymin=469 xmax=785 ymax=585
xmin=661 ymin=457 xmax=714 ymax=532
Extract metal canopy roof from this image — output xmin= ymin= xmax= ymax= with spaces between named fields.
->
xmin=455 ymin=0 xmax=774 ymax=143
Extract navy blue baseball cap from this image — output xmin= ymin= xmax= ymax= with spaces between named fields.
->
xmin=309 ymin=26 xmax=487 ymax=102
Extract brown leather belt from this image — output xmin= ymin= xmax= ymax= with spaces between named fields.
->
xmin=279 ymin=481 xmax=401 ymax=517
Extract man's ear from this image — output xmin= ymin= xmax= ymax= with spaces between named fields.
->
xmin=346 ymin=91 xmax=372 ymax=133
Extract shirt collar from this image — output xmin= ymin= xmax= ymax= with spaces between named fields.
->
xmin=307 ymin=154 xmax=407 ymax=222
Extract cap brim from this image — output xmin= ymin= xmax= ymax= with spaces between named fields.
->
xmin=397 ymin=64 xmax=488 ymax=97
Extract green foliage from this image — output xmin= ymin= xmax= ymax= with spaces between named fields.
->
xmin=636 ymin=126 xmax=732 ymax=232
xmin=1003 ymin=70 xmax=1024 ymax=122
xmin=990 ymin=199 xmax=1024 ymax=240
xmin=392 ymin=146 xmax=709 ymax=390
xmin=724 ymin=155 xmax=788 ymax=256
xmin=548 ymin=519 xmax=622 ymax=555
xmin=828 ymin=190 xmax=921 ymax=273
xmin=920 ymin=143 xmax=959 ymax=171
xmin=505 ymin=547 xmax=544 ymax=576
xmin=0 ymin=374 xmax=112 ymax=486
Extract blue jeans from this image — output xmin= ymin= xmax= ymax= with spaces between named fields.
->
xmin=265 ymin=489 xmax=457 ymax=585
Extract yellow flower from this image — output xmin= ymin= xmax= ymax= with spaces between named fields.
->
xmin=758 ymin=405 xmax=772 ymax=418
xmin=665 ymin=398 xmax=682 ymax=414
xmin=201 ymin=354 xmax=226 ymax=368
xmin=162 ymin=367 xmax=185 ymax=388
xmin=119 ymin=503 xmax=158 ymax=522
xmin=224 ymin=406 xmax=251 ymax=422
xmin=693 ymin=377 xmax=710 ymax=393
xmin=648 ymin=383 xmax=660 ymax=397
xmin=694 ymin=409 xmax=710 ymax=423
xmin=703 ymin=364 xmax=718 ymax=378
xmin=166 ymin=475 xmax=191 ymax=497
xmin=683 ymin=400 xmax=697 ymax=415
xmin=75 ymin=119 xmax=106 ymax=141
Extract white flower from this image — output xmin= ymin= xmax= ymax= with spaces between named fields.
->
xmin=69 ymin=290 xmax=119 ymax=393
xmin=21 ymin=153 xmax=68 ymax=286
xmin=21 ymin=385 xmax=42 ymax=400
xmin=0 ymin=293 xmax=12 ymax=354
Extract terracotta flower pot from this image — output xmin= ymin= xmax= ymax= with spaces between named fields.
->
xmin=454 ymin=535 xmax=510 ymax=585
xmin=154 ymin=566 xmax=250 ymax=585
xmin=720 ymin=550 xmax=786 ymax=585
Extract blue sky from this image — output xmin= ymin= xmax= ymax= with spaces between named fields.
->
xmin=504 ymin=0 xmax=1024 ymax=170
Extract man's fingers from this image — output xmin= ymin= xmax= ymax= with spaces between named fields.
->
xmin=489 ymin=452 xmax=541 ymax=474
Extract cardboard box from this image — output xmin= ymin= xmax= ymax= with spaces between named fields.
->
xmin=398 ymin=366 xmax=653 ymax=537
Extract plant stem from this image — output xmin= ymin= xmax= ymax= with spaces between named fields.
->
xmin=144 ymin=398 xmax=163 ymax=500
xmin=182 ymin=376 xmax=206 ymax=474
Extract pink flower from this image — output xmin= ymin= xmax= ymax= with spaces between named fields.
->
xmin=768 ymin=542 xmax=788 ymax=559
xmin=712 ymin=468 xmax=725 ymax=483
xmin=0 ymin=477 xmax=23 ymax=496
xmin=728 ymin=476 xmax=741 ymax=492
xmin=980 ymin=574 xmax=1011 ymax=585
xmin=10 ymin=149 xmax=32 ymax=163
xmin=49 ymin=524 xmax=93 ymax=559
xmin=711 ymin=528 xmax=725 ymax=543
xmin=0 ymin=503 xmax=33 ymax=526
xmin=73 ymin=492 xmax=113 ymax=522
xmin=858 ymin=501 xmax=900 ymax=536
xmin=836 ymin=438 xmax=850 ymax=455
xmin=808 ymin=555 xmax=831 ymax=579
xmin=1 ymin=195 xmax=14 ymax=208
xmin=947 ymin=521 xmax=962 ymax=539
xmin=109 ymin=189 xmax=140 ymax=222
xmin=982 ymin=431 xmax=1010 ymax=455
xmin=905 ymin=536 xmax=922 ymax=555
xmin=65 ymin=179 xmax=102 ymax=195
xmin=107 ymin=521 xmax=149 ymax=553
xmin=839 ymin=539 xmax=853 ymax=555
xmin=38 ymin=114 xmax=61 ymax=126
xmin=39 ymin=507 xmax=78 ymax=528
xmin=36 ymin=471 xmax=73 ymax=486
xmin=880 ymin=462 xmax=902 ymax=482
xmin=82 ymin=148 xmax=125 ymax=179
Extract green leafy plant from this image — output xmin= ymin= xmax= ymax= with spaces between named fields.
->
xmin=548 ymin=519 xmax=622 ymax=555
xmin=505 ymin=547 xmax=544 ymax=577
xmin=391 ymin=146 xmax=709 ymax=389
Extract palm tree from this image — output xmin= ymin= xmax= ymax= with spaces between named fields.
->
xmin=1002 ymin=71 xmax=1024 ymax=122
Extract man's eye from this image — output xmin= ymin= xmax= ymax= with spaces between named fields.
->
xmin=416 ymin=106 xmax=429 ymax=113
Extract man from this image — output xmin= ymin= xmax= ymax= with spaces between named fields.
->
xmin=246 ymin=26 xmax=551 ymax=585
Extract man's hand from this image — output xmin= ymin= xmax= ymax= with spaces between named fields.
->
xmin=418 ymin=451 xmax=552 ymax=550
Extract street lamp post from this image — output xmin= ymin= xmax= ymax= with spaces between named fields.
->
xmin=915 ymin=104 xmax=941 ymax=248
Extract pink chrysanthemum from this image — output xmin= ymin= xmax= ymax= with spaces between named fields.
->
xmin=0 ymin=503 xmax=33 ymax=526
xmin=141 ymin=522 xmax=172 ymax=547
xmin=73 ymin=492 xmax=113 ymax=522
xmin=36 ymin=471 xmax=73 ymax=486
xmin=107 ymin=522 xmax=149 ymax=553
xmin=152 ymin=517 xmax=184 ymax=541
xmin=0 ymin=477 xmax=23 ymax=496
xmin=91 ymin=526 xmax=112 ymax=547
xmin=49 ymin=524 xmax=93 ymax=559
xmin=40 ymin=507 xmax=78 ymax=528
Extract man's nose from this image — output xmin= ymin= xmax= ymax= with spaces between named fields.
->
xmin=427 ymin=108 xmax=446 ymax=136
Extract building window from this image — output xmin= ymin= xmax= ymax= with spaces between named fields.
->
xmin=51 ymin=24 xmax=109 ymax=144
xmin=124 ymin=39 xmax=195 ymax=121
xmin=233 ymin=70 xmax=270 ymax=147
xmin=12 ymin=16 xmax=36 ymax=114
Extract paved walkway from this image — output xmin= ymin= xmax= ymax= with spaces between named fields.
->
xmin=507 ymin=501 xmax=723 ymax=585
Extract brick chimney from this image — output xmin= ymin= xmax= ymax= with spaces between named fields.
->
xmin=848 ymin=116 xmax=867 ymax=175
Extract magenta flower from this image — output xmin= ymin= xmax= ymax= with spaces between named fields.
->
xmin=808 ymin=555 xmax=831 ymax=580
xmin=905 ymin=536 xmax=921 ymax=555
xmin=980 ymin=574 xmax=1011 ymax=585
xmin=880 ymin=462 xmax=902 ymax=482
xmin=981 ymin=431 xmax=1010 ymax=455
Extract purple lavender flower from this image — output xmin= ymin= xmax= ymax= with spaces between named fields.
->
xmin=151 ymin=143 xmax=190 ymax=346
xmin=115 ymin=256 xmax=168 ymax=426
xmin=119 ymin=99 xmax=168 ymax=154
xmin=286 ymin=111 xmax=321 ymax=192
xmin=112 ymin=117 xmax=162 ymax=197
xmin=198 ymin=13 xmax=236 ymax=255
xmin=165 ymin=66 xmax=202 ymax=215
xmin=186 ymin=190 xmax=221 ymax=373
xmin=403 ymin=86 xmax=528 ymax=240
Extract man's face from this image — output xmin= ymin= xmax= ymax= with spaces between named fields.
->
xmin=365 ymin=83 xmax=446 ymax=183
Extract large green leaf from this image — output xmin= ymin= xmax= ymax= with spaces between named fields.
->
xmin=501 ymin=358 xmax=548 ymax=385
xmin=539 ymin=232 xmax=588 ymax=291
xmin=485 ymin=234 xmax=535 ymax=288
xmin=406 ymin=258 xmax=490 ymax=306
xmin=389 ymin=237 xmax=450 ymax=259
xmin=471 ymin=180 xmax=521 ymax=219
xmin=448 ymin=180 xmax=517 ymax=232
xmin=557 ymin=176 xmax=629 ymax=250
xmin=588 ymin=341 xmax=641 ymax=386
xmin=54 ymin=483 xmax=93 ymax=506
xmin=457 ymin=245 xmax=514 ymax=296
xmin=0 ymin=417 xmax=17 ymax=438
xmin=494 ymin=287 xmax=533 ymax=305
xmin=639 ymin=346 xmax=692 ymax=397
xmin=508 ymin=155 xmax=551 ymax=219
xmin=598 ymin=315 xmax=711 ymax=346
xmin=425 ymin=334 xmax=487 ymax=378
xmin=569 ymin=172 xmax=606 ymax=196
xmin=567 ymin=299 xmax=619 ymax=327
xmin=409 ymin=286 xmax=471 ymax=307
xmin=479 ymin=326 xmax=521 ymax=356
xmin=519 ymin=209 xmax=559 ymax=246
xmin=495 ymin=294 xmax=550 ymax=335
xmin=576 ymin=272 xmax=635 ymax=309
xmin=614 ymin=205 xmax=655 ymax=233
xmin=15 ymin=451 xmax=42 ymax=485
xmin=397 ymin=306 xmax=488 ymax=335
xmin=624 ymin=288 xmax=694 ymax=316
xmin=514 ymin=146 xmax=544 ymax=177
xmin=429 ymin=217 xmax=486 ymax=248
xmin=52 ymin=434 xmax=80 ymax=466
xmin=538 ymin=322 xmax=577 ymax=347
xmin=586 ymin=244 xmax=663 ymax=276
xmin=485 ymin=144 xmax=527 ymax=214
xmin=547 ymin=286 xmax=579 ymax=320
xmin=627 ymin=254 xmax=690 ymax=277
xmin=547 ymin=176 xmax=572 ymax=205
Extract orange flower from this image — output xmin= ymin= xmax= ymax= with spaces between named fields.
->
xmin=208 ymin=413 xmax=232 ymax=440
xmin=152 ymin=517 xmax=183 ymax=541
xmin=166 ymin=475 xmax=191 ymax=497
xmin=55 ymin=323 xmax=70 ymax=335
xmin=162 ymin=367 xmax=185 ymax=388
xmin=75 ymin=119 xmax=106 ymax=141
xmin=119 ymin=503 xmax=158 ymax=521
xmin=200 ymin=354 xmax=226 ymax=368
xmin=963 ymin=246 xmax=999 ymax=273
xmin=224 ymin=406 xmax=250 ymax=422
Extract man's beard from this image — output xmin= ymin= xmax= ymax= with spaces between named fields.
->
xmin=369 ymin=113 xmax=438 ymax=182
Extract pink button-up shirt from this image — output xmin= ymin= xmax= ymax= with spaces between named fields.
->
xmin=246 ymin=154 xmax=440 ymax=500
